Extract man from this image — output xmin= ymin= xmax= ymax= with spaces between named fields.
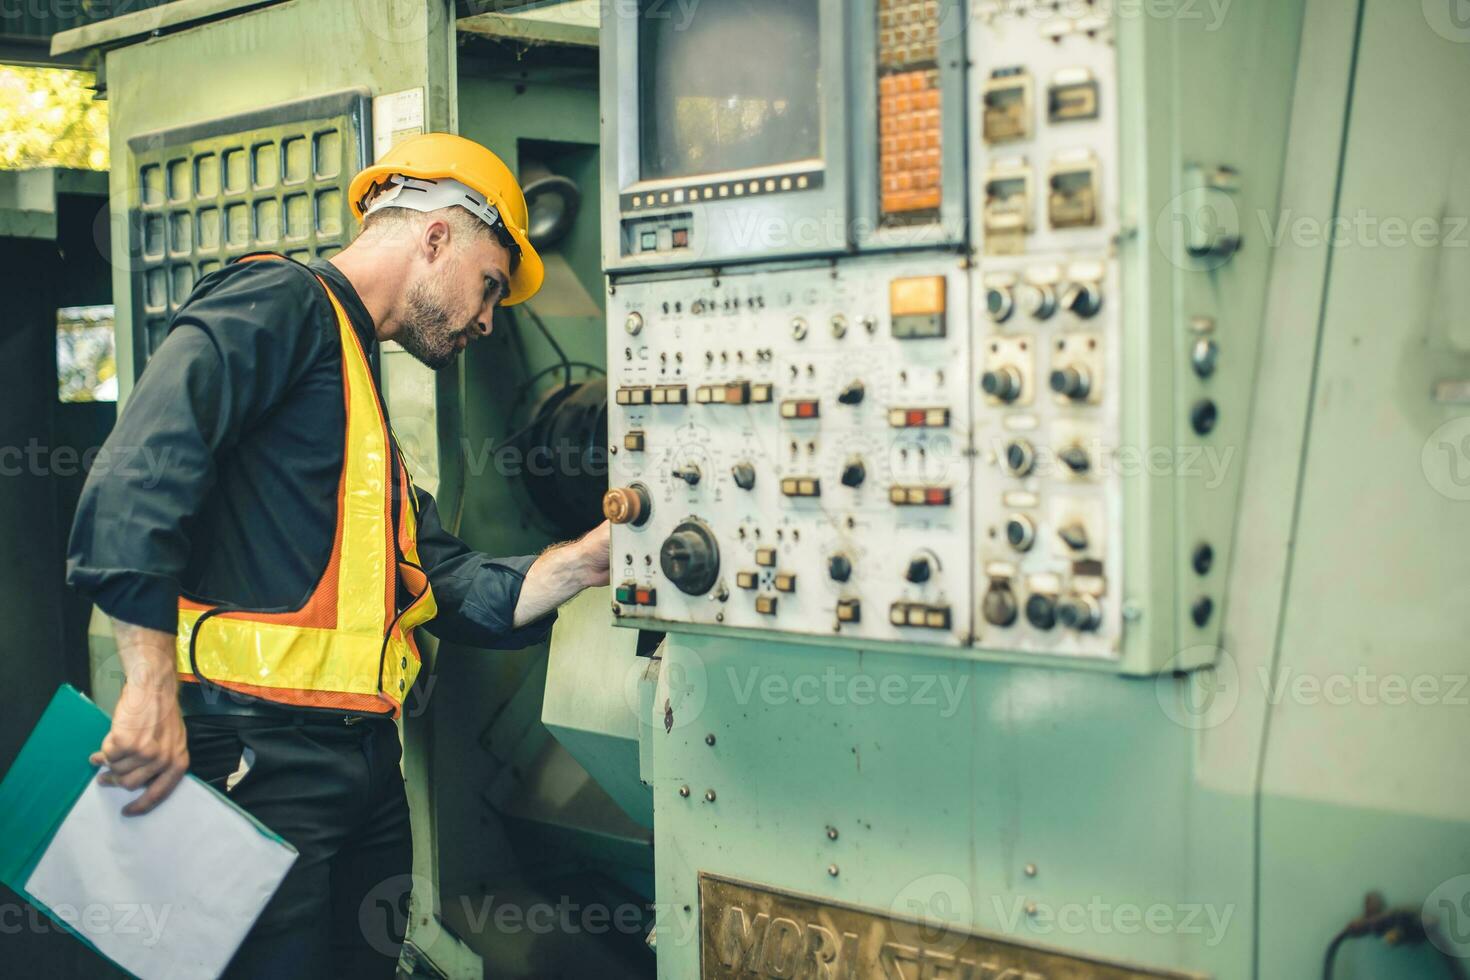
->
xmin=66 ymin=133 xmax=610 ymax=977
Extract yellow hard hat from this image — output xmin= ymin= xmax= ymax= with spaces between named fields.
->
xmin=349 ymin=132 xmax=544 ymax=306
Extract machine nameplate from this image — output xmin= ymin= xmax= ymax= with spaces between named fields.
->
xmin=699 ymin=874 xmax=1205 ymax=980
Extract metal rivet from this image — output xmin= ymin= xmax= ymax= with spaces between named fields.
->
xmin=827 ymin=864 xmax=839 ymax=877
xmin=398 ymin=680 xmax=405 ymax=691
xmin=678 ymin=785 xmax=690 ymax=798
xmin=826 ymin=826 xmax=839 ymax=841
xmin=705 ymin=733 xmax=716 ymax=746
xmin=1025 ymin=902 xmax=1038 ymax=917
xmin=1191 ymin=596 xmax=1215 ymax=627
xmin=1024 ymin=863 xmax=1037 ymax=877
xmin=704 ymin=789 xmax=716 ymax=802
xmin=400 ymin=657 xmax=407 ymax=669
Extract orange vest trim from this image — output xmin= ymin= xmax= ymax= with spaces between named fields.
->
xmin=175 ymin=255 xmax=438 ymax=717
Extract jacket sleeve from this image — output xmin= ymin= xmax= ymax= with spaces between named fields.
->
xmin=412 ymin=486 xmax=558 ymax=649
xmin=65 ymin=261 xmax=330 ymax=633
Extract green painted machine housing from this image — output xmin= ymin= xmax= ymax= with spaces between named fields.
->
xmin=60 ymin=1 xmax=1470 ymax=978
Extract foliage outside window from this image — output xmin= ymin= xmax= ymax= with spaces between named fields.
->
xmin=0 ymin=66 xmax=108 ymax=171
xmin=58 ymin=306 xmax=117 ymax=403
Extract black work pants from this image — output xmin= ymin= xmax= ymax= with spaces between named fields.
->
xmin=184 ymin=714 xmax=413 ymax=979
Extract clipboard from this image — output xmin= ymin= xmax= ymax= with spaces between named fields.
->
xmin=0 ymin=685 xmax=297 ymax=979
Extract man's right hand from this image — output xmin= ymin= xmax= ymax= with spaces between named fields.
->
xmin=91 ymin=621 xmax=190 ymax=816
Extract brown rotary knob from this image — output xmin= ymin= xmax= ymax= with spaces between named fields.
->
xmin=603 ymin=484 xmax=650 ymax=526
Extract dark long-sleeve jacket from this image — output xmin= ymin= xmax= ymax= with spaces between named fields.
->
xmin=66 ymin=254 xmax=553 ymax=649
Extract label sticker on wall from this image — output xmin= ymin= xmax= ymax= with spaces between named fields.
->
xmin=372 ymin=88 xmax=425 ymax=161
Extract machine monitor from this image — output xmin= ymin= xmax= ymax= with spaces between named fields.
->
xmin=601 ymin=0 xmax=851 ymax=270
xmin=636 ymin=0 xmax=821 ymax=183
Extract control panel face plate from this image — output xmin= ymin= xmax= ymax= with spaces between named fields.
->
xmin=608 ymin=255 xmax=972 ymax=646
xmin=968 ymin=4 xmax=1124 ymax=658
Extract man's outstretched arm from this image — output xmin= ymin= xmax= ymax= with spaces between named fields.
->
xmin=512 ymin=520 xmax=611 ymax=627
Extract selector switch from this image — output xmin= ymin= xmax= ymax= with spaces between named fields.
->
xmin=1062 ymin=281 xmax=1102 ymax=318
xmin=671 ymin=463 xmax=702 ymax=486
xmin=659 ymin=519 xmax=721 ymax=596
xmin=1058 ymin=522 xmax=1089 ymax=552
xmin=1059 ymin=446 xmax=1091 ymax=474
xmin=840 ymin=458 xmax=867 ymax=488
xmin=905 ymin=555 xmax=933 ymax=584
xmin=837 ymin=381 xmax=865 ymax=405
xmin=731 ymin=462 xmax=756 ymax=490
xmin=828 ymin=553 xmax=853 ymax=582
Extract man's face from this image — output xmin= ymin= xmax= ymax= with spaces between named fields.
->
xmin=397 ymin=231 xmax=512 ymax=371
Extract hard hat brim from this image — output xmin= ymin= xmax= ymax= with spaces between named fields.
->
xmin=349 ymin=159 xmax=544 ymax=306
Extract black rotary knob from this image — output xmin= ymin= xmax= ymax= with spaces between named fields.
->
xmin=659 ymin=519 xmax=721 ymax=596
xmin=1049 ymin=365 xmax=1091 ymax=401
xmin=837 ymin=381 xmax=865 ymax=405
xmin=1025 ymin=592 xmax=1058 ymax=631
xmin=840 ymin=457 xmax=867 ymax=488
xmin=905 ymin=556 xmax=933 ymax=584
xmin=982 ymin=366 xmax=1023 ymax=403
xmin=828 ymin=553 xmax=853 ymax=582
xmin=1057 ymin=593 xmax=1102 ymax=631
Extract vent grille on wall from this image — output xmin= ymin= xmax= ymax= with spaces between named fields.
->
xmin=126 ymin=90 xmax=370 ymax=375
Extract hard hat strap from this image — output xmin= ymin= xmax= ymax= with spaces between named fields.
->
xmin=362 ymin=174 xmax=520 ymax=261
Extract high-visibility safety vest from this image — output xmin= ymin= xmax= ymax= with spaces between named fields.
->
xmin=176 ymin=255 xmax=438 ymax=717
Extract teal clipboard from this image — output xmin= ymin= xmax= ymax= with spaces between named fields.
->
xmin=0 ymin=684 xmax=297 ymax=978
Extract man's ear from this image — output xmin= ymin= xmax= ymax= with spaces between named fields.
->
xmin=421 ymin=217 xmax=452 ymax=262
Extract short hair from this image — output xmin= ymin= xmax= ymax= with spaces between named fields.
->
xmin=358 ymin=186 xmax=520 ymax=273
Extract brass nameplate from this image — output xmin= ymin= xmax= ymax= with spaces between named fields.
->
xmin=699 ymin=873 xmax=1204 ymax=980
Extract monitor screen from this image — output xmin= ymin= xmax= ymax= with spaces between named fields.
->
xmin=638 ymin=0 xmax=822 ymax=183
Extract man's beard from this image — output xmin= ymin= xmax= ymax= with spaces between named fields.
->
xmin=397 ymin=276 xmax=469 ymax=371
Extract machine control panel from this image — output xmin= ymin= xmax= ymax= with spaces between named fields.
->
xmin=607 ymin=255 xmax=972 ymax=646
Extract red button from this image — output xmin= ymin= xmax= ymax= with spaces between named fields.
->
xmin=906 ymin=409 xmax=926 ymax=427
xmin=672 ymin=228 xmax=689 ymax=248
xmin=797 ymin=402 xmax=818 ymax=418
xmin=925 ymin=488 xmax=950 ymax=505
